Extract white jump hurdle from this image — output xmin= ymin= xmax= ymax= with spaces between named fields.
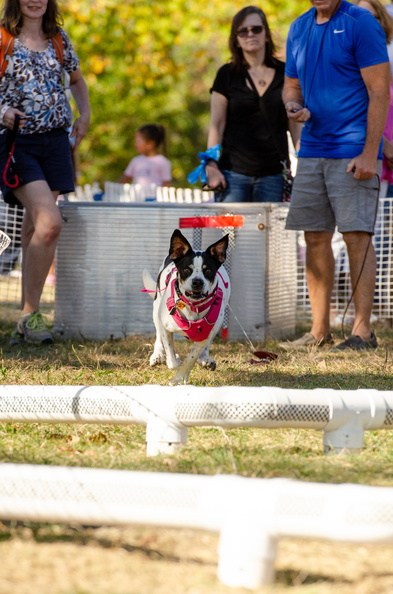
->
xmin=1 ymin=384 xmax=393 ymax=455
xmin=1 ymin=464 xmax=393 ymax=589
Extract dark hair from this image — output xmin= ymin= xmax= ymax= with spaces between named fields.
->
xmin=229 ymin=6 xmax=277 ymax=70
xmin=0 ymin=0 xmax=63 ymax=37
xmin=138 ymin=124 xmax=166 ymax=151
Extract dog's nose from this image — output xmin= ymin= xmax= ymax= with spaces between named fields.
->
xmin=191 ymin=278 xmax=204 ymax=291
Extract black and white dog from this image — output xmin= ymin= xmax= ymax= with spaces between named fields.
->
xmin=143 ymin=229 xmax=230 ymax=385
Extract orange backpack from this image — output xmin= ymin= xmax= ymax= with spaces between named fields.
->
xmin=0 ymin=25 xmax=64 ymax=77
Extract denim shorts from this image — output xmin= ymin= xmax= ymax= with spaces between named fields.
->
xmin=286 ymin=158 xmax=381 ymax=234
xmin=0 ymin=127 xmax=75 ymax=206
xmin=217 ymin=169 xmax=284 ymax=203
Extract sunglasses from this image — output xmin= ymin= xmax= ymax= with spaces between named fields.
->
xmin=236 ymin=25 xmax=264 ymax=38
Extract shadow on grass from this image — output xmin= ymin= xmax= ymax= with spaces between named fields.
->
xmin=0 ymin=521 xmax=355 ymax=586
xmin=276 ymin=568 xmax=349 ymax=587
xmin=0 ymin=521 xmax=216 ymax=566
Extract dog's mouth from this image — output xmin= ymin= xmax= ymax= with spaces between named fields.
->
xmin=185 ymin=290 xmax=208 ymax=300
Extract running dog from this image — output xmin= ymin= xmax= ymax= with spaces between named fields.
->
xmin=143 ymin=229 xmax=230 ymax=385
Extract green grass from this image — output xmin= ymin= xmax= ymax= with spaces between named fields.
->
xmin=1 ymin=310 xmax=393 ymax=481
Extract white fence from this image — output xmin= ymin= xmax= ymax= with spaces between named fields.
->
xmin=70 ymin=182 xmax=215 ymax=203
xmin=1 ymin=463 xmax=393 ymax=589
xmin=0 ymin=201 xmax=25 ymax=305
xmin=290 ymin=196 xmax=393 ymax=325
xmin=1 ymin=384 xmax=393 ymax=455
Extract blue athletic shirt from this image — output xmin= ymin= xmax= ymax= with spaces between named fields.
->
xmin=285 ymin=0 xmax=389 ymax=158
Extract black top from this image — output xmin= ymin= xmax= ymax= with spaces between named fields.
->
xmin=211 ymin=60 xmax=289 ymax=177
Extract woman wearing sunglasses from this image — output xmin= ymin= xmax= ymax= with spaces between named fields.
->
xmin=205 ymin=5 xmax=300 ymax=202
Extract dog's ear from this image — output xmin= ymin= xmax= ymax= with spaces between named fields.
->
xmin=169 ymin=229 xmax=193 ymax=262
xmin=207 ymin=234 xmax=229 ymax=264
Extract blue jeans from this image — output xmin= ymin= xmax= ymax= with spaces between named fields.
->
xmin=216 ymin=169 xmax=284 ymax=203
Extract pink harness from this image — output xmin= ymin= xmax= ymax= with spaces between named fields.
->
xmin=165 ymin=267 xmax=227 ymax=341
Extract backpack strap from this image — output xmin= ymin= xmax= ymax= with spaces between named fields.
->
xmin=0 ymin=27 xmax=64 ymax=78
xmin=0 ymin=26 xmax=15 ymax=78
xmin=51 ymin=31 xmax=64 ymax=66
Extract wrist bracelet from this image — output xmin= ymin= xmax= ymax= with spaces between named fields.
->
xmin=0 ymin=105 xmax=10 ymax=124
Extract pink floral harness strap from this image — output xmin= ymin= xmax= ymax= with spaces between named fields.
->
xmin=165 ymin=267 xmax=227 ymax=341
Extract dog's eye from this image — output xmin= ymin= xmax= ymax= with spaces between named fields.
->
xmin=184 ymin=267 xmax=192 ymax=275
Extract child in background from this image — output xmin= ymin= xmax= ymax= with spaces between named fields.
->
xmin=117 ymin=124 xmax=172 ymax=187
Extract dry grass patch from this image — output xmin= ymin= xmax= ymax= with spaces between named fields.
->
xmin=1 ymin=524 xmax=393 ymax=594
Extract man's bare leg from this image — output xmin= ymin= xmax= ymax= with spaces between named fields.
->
xmin=343 ymin=230 xmax=375 ymax=341
xmin=305 ymin=230 xmax=335 ymax=341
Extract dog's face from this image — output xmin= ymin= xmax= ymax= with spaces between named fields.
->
xmin=169 ymin=229 xmax=228 ymax=301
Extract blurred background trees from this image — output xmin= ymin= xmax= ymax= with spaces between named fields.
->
xmin=62 ymin=0 xmax=309 ymax=187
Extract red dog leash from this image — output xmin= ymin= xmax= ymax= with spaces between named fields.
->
xmin=3 ymin=114 xmax=20 ymax=189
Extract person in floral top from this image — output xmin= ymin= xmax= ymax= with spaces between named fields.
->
xmin=0 ymin=0 xmax=90 ymax=345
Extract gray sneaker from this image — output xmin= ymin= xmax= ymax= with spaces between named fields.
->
xmin=279 ymin=332 xmax=334 ymax=350
xmin=331 ymin=333 xmax=377 ymax=351
xmin=17 ymin=311 xmax=54 ymax=345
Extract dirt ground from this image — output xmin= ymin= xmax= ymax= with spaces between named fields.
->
xmin=0 ymin=524 xmax=393 ymax=594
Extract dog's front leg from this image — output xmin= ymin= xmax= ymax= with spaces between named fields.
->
xmin=170 ymin=339 xmax=209 ymax=385
xmin=162 ymin=329 xmax=180 ymax=369
xmin=150 ymin=317 xmax=166 ymax=366
xmin=197 ymin=337 xmax=217 ymax=370
xmin=150 ymin=335 xmax=166 ymax=366
xmin=155 ymin=318 xmax=180 ymax=369
xmin=150 ymin=325 xmax=179 ymax=369
xmin=151 ymin=315 xmax=179 ymax=370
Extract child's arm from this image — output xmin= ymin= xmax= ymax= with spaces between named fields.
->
xmin=117 ymin=158 xmax=134 ymax=183
xmin=161 ymin=158 xmax=172 ymax=187
xmin=116 ymin=173 xmax=133 ymax=184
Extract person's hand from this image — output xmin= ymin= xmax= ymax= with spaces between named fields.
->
xmin=206 ymin=162 xmax=226 ymax=190
xmin=346 ymin=154 xmax=377 ymax=180
xmin=285 ymin=102 xmax=311 ymax=123
xmin=383 ymin=138 xmax=393 ymax=170
xmin=2 ymin=108 xmax=28 ymax=130
xmin=69 ymin=115 xmax=90 ymax=150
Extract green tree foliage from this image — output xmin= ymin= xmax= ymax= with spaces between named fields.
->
xmin=62 ymin=0 xmax=310 ymax=187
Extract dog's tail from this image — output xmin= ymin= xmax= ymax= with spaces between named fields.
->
xmin=142 ymin=269 xmax=157 ymax=299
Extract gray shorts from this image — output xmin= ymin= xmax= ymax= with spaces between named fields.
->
xmin=285 ymin=158 xmax=381 ymax=234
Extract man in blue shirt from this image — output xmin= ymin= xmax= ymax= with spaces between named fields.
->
xmin=282 ymin=0 xmax=390 ymax=350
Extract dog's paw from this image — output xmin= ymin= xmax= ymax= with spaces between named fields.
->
xmin=166 ymin=354 xmax=181 ymax=369
xmin=197 ymin=357 xmax=217 ymax=371
xmin=150 ymin=353 xmax=166 ymax=366
xmin=169 ymin=374 xmax=187 ymax=386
